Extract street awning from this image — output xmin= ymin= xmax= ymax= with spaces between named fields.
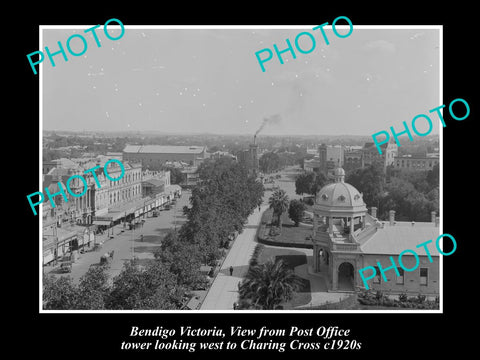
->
xmin=93 ymin=220 xmax=112 ymax=226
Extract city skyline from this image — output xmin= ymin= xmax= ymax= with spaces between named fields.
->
xmin=42 ymin=26 xmax=441 ymax=136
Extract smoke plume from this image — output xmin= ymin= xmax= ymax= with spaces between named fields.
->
xmin=255 ymin=114 xmax=281 ymax=136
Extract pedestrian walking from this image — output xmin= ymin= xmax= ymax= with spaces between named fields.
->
xmin=258 ymin=205 xmax=261 ymax=212
xmin=233 ymin=302 xmax=237 ymax=310
xmin=140 ymin=234 xmax=144 ymax=242
xmin=229 ymin=266 xmax=233 ymax=276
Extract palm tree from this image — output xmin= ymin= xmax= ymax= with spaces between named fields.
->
xmin=268 ymin=189 xmax=289 ymax=228
xmin=237 ymin=258 xmax=302 ymax=310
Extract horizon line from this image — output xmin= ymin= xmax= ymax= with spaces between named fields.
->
xmin=42 ymin=130 xmax=440 ymax=138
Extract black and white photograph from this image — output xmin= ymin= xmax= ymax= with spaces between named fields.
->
xmin=16 ymin=5 xmax=476 ymax=357
xmin=39 ymin=25 xmax=441 ymax=312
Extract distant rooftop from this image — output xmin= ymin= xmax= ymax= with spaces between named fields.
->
xmin=363 ymin=142 xmax=393 ymax=150
xmin=45 ymin=158 xmax=79 ymax=169
xmin=345 ymin=145 xmax=363 ymax=151
xmin=123 ymin=145 xmax=206 ymax=154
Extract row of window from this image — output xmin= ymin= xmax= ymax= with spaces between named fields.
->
xmin=108 ymin=184 xmax=142 ymax=205
xmin=372 ymin=267 xmax=430 ymax=286
xmin=395 ymin=160 xmax=438 ymax=168
xmin=109 ymin=170 xmax=142 ymax=187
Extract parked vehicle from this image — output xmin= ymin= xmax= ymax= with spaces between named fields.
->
xmin=153 ymin=210 xmax=159 ymax=217
xmin=59 ymin=262 xmax=72 ymax=273
xmin=100 ymin=253 xmax=112 ymax=266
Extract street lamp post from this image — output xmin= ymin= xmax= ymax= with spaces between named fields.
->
xmin=132 ymin=221 xmax=135 ymax=264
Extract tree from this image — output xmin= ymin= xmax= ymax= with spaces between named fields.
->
xmin=43 ymin=275 xmax=78 ymax=310
xmin=288 ymin=199 xmax=306 ymax=226
xmin=178 ymin=156 xmax=263 ymax=264
xmin=380 ymin=177 xmax=437 ymax=221
xmin=295 ymin=172 xmax=315 ymax=196
xmin=238 ymin=258 xmax=302 ymax=310
xmin=259 ymin=152 xmax=281 ymax=173
xmin=106 ymin=259 xmax=183 ymax=310
xmin=396 ymin=169 xmax=430 ymax=193
xmin=426 ymin=163 xmax=439 ymax=190
xmin=154 ymin=231 xmax=208 ymax=290
xmin=161 ymin=166 xmax=185 ymax=184
xmin=295 ymin=171 xmax=328 ymax=196
xmin=268 ymin=189 xmax=289 ymax=228
xmin=426 ymin=187 xmax=439 ymax=215
xmin=76 ymin=265 xmax=109 ymax=309
xmin=346 ymin=164 xmax=385 ymax=208
xmin=311 ymin=171 xmax=328 ymax=194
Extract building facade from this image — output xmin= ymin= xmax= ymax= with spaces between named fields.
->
xmin=393 ymin=155 xmax=439 ymax=171
xmin=362 ymin=141 xmax=398 ymax=171
xmin=343 ymin=147 xmax=364 ymax=172
xmin=304 ymin=158 xmax=322 ymax=173
xmin=318 ymin=144 xmax=344 ymax=175
xmin=311 ymin=167 xmax=439 ymax=296
xmin=142 ymin=170 xmax=171 ymax=197
xmin=123 ymin=145 xmax=207 ymax=169
xmin=41 ymin=155 xmax=179 ymax=265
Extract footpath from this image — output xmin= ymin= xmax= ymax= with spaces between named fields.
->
xmin=200 ymin=205 xmax=266 ymax=310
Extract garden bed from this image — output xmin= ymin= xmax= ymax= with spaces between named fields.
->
xmin=357 ymin=290 xmax=439 ymax=310
xmin=258 ymin=208 xmax=313 ymax=248
xmin=255 ymin=246 xmax=312 ymax=308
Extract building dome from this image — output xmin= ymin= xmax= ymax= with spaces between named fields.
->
xmin=315 ymin=167 xmax=367 ymax=213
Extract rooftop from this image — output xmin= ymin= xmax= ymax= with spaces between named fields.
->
xmin=142 ymin=179 xmax=165 ymax=187
xmin=363 ymin=141 xmax=396 ymax=150
xmin=45 ymin=158 xmax=79 ymax=169
xmin=123 ymin=145 xmax=206 ymax=154
xmin=360 ymin=222 xmax=440 ymax=256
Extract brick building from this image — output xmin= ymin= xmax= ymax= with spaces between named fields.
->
xmin=393 ymin=155 xmax=439 ymax=171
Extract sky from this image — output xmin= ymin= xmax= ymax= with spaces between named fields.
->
xmin=42 ymin=26 xmax=440 ymax=136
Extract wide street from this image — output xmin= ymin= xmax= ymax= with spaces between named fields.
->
xmin=45 ymin=190 xmax=191 ymax=284
xmin=45 ymin=165 xmax=346 ymax=309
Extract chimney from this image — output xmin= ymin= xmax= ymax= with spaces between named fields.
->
xmin=431 ymin=211 xmax=436 ymax=224
xmin=389 ymin=210 xmax=395 ymax=226
xmin=371 ymin=207 xmax=377 ymax=218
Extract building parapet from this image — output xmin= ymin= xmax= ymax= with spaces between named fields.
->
xmin=332 ymin=242 xmax=360 ymax=252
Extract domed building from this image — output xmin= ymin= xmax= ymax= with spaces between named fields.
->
xmin=311 ymin=167 xmax=440 ymax=295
